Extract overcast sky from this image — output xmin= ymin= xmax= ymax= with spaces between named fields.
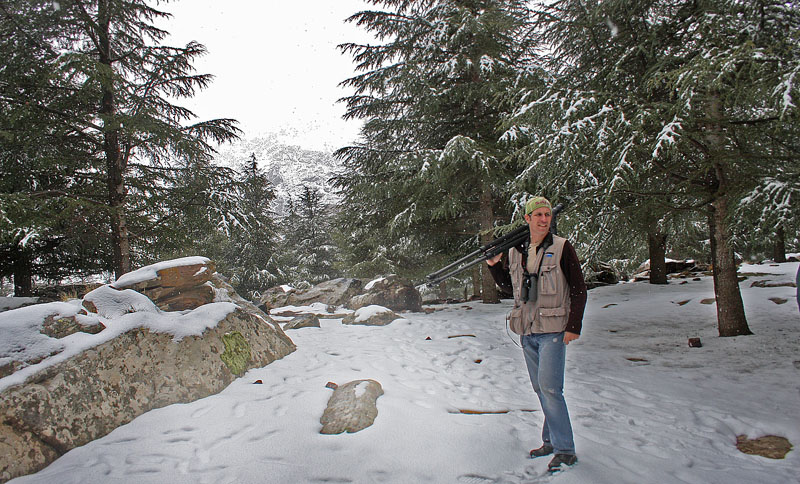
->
xmin=161 ymin=0 xmax=373 ymax=151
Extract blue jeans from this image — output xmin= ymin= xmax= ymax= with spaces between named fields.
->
xmin=521 ymin=332 xmax=575 ymax=455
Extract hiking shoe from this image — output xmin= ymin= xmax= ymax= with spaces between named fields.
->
xmin=547 ymin=453 xmax=577 ymax=471
xmin=529 ymin=443 xmax=554 ymax=458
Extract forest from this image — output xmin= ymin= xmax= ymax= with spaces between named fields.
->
xmin=1 ymin=0 xmax=798 ymax=339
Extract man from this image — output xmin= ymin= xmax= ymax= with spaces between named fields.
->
xmin=487 ymin=196 xmax=587 ymax=473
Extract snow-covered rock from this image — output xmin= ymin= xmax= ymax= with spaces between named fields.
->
xmin=342 ymin=305 xmax=401 ymax=326
xmin=0 ymin=258 xmax=296 ymax=483
xmin=261 ymin=278 xmax=364 ymax=310
xmin=347 ymin=275 xmax=422 ymax=312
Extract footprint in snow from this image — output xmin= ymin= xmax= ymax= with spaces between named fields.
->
xmin=457 ymin=475 xmax=498 ymax=483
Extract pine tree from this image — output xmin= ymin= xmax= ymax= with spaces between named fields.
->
xmin=1 ymin=0 xmax=240 ymax=280
xmin=279 ymin=186 xmax=339 ymax=285
xmin=192 ymin=154 xmax=280 ymax=299
xmin=507 ymin=0 xmax=799 ymax=336
xmin=0 ymin=0 xmax=110 ymax=294
xmin=1 ymin=0 xmax=241 ymax=286
xmin=335 ymin=0 xmax=536 ymax=301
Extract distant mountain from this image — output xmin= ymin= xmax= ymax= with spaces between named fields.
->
xmin=214 ymin=133 xmax=344 ymax=215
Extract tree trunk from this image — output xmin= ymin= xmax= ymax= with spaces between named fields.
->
xmin=478 ymin=185 xmax=499 ymax=303
xmin=773 ymin=224 xmax=786 ymax=263
xmin=704 ymin=92 xmax=752 ymax=337
xmin=471 ymin=265 xmax=481 ymax=300
xmin=647 ymin=225 xmax=668 ymax=285
xmin=709 ymin=202 xmax=752 ymax=336
xmin=438 ymin=280 xmax=448 ymax=301
xmin=12 ymin=247 xmax=33 ymax=297
xmin=98 ymin=0 xmax=131 ymax=279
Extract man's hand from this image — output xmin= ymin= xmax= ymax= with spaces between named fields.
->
xmin=487 ymin=253 xmax=503 ymax=266
xmin=564 ymin=332 xmax=580 ymax=345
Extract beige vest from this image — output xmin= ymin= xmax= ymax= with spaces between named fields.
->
xmin=507 ymin=235 xmax=570 ymax=335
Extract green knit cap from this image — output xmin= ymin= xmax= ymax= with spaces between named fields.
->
xmin=525 ymin=196 xmax=552 ymax=215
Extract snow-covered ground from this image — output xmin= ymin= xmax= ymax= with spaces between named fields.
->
xmin=7 ymin=262 xmax=800 ymax=484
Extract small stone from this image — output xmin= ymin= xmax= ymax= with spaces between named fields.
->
xmin=736 ymin=435 xmax=793 ymax=459
xmin=688 ymin=338 xmax=702 ymax=348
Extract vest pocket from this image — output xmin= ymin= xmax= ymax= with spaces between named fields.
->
xmin=539 ymin=263 xmax=559 ymax=295
xmin=538 ymin=307 xmax=567 ymax=332
xmin=507 ymin=305 xmax=525 ymax=335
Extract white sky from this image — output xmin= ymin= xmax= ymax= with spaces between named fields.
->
xmin=160 ymin=0 xmax=374 ymax=150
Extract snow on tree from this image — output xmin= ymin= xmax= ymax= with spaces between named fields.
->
xmin=504 ymin=0 xmax=800 ymax=336
xmin=335 ymin=0 xmax=536 ymax=300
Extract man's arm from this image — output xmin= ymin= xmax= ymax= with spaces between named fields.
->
xmin=487 ymin=253 xmax=513 ymax=295
xmin=560 ymin=240 xmax=587 ymax=335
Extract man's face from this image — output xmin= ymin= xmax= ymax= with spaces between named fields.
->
xmin=524 ymin=207 xmax=552 ymax=240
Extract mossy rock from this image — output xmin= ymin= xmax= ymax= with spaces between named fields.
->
xmin=220 ymin=331 xmax=251 ymax=376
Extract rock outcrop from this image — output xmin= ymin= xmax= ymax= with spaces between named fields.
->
xmin=0 ymin=258 xmax=295 ymax=483
xmin=283 ymin=314 xmax=321 ymax=330
xmin=347 ymin=275 xmax=422 ymax=312
xmin=342 ymin=305 xmax=401 ymax=326
xmin=111 ymin=258 xmax=216 ymax=311
xmin=260 ymin=278 xmax=364 ymax=311
xmin=584 ymin=261 xmax=621 ymax=289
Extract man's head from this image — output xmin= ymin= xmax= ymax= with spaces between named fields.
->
xmin=525 ymin=196 xmax=552 ymax=215
xmin=524 ymin=196 xmax=552 ymax=242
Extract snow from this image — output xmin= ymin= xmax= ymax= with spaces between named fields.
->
xmin=652 ymin=116 xmax=682 ymax=158
xmin=353 ymin=304 xmax=394 ymax=322
xmin=0 ymin=257 xmax=237 ymax=393
xmin=0 ymin=296 xmax=38 ymax=312
xmin=4 ymin=262 xmax=800 ymax=484
xmin=271 ymin=302 xmax=349 ymax=316
xmin=354 ymin=380 xmax=370 ymax=398
xmin=364 ymin=277 xmax=386 ymax=291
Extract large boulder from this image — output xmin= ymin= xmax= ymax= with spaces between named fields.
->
xmin=0 ymin=259 xmax=295 ymax=483
xmin=342 ymin=305 xmax=402 ymax=326
xmin=260 ymin=278 xmax=364 ymax=311
xmin=283 ymin=314 xmax=321 ymax=330
xmin=631 ymin=259 xmax=712 ymax=281
xmin=584 ymin=262 xmax=621 ymax=289
xmin=259 ymin=285 xmax=297 ymax=311
xmin=347 ymin=275 xmax=422 ymax=312
xmin=111 ymin=257 xmax=216 ymax=311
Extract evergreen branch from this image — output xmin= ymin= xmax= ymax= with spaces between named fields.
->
xmin=28 ymin=190 xmax=106 ymax=207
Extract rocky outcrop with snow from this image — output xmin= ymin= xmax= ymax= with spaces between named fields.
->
xmin=342 ymin=305 xmax=402 ymax=326
xmin=260 ymin=278 xmax=364 ymax=311
xmin=0 ymin=257 xmax=295 ymax=483
xmin=347 ymin=275 xmax=422 ymax=312
xmin=262 ymin=275 xmax=422 ymax=315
